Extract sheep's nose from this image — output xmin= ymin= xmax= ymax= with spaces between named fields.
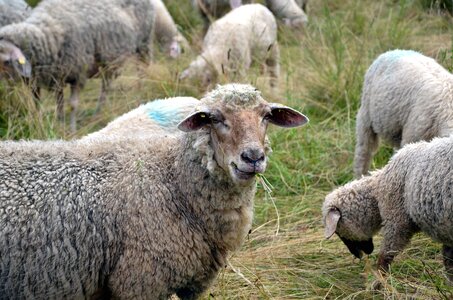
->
xmin=241 ymin=148 xmax=265 ymax=165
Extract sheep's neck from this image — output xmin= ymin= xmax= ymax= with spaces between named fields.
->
xmin=174 ymin=134 xmax=255 ymax=253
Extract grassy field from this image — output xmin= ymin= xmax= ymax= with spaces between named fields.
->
xmin=2 ymin=0 xmax=453 ymax=298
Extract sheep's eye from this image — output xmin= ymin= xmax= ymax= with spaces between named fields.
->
xmin=211 ymin=117 xmax=229 ymax=129
xmin=263 ymin=114 xmax=271 ymax=122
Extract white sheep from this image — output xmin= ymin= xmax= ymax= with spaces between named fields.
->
xmin=0 ymin=0 xmax=154 ymax=132
xmin=324 ymin=135 xmax=453 ymax=282
xmin=180 ymin=4 xmax=279 ymax=89
xmin=84 ymin=96 xmax=200 ymax=140
xmin=0 ymin=0 xmax=30 ymax=27
xmin=152 ymin=0 xmax=189 ymax=58
xmin=354 ymin=49 xmax=453 ymax=178
xmin=265 ymin=0 xmax=308 ymax=28
xmin=0 ymin=84 xmax=308 ymax=298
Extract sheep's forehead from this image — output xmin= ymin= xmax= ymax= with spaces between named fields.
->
xmin=202 ymin=84 xmax=266 ymax=109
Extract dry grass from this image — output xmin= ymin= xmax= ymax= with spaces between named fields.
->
xmin=2 ymin=0 xmax=453 ymax=298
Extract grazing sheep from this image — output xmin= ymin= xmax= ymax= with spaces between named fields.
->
xmin=354 ymin=49 xmax=453 ymax=178
xmin=152 ymin=0 xmax=189 ymax=58
xmin=324 ymin=136 xmax=453 ymax=282
xmin=0 ymin=0 xmax=154 ymax=132
xmin=0 ymin=84 xmax=308 ymax=298
xmin=192 ymin=0 xmax=251 ymax=31
xmin=265 ymin=0 xmax=308 ymax=28
xmin=180 ymin=4 xmax=279 ymax=89
xmin=84 ymin=96 xmax=200 ymax=140
xmin=0 ymin=0 xmax=30 ymax=27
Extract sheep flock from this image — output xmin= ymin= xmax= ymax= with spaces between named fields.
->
xmin=1 ymin=0 xmax=453 ymax=299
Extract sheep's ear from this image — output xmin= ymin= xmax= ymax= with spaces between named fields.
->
xmin=178 ymin=111 xmax=211 ymax=132
xmin=0 ymin=40 xmax=32 ymax=78
xmin=268 ymin=104 xmax=309 ymax=128
xmin=324 ymin=208 xmax=340 ymax=239
xmin=12 ymin=56 xmax=32 ymax=78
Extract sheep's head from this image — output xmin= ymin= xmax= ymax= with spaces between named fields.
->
xmin=180 ymin=56 xmax=217 ymax=88
xmin=0 ymin=39 xmax=31 ymax=78
xmin=178 ymin=84 xmax=308 ymax=185
xmin=168 ymin=34 xmax=188 ymax=58
xmin=323 ymin=178 xmax=382 ymax=259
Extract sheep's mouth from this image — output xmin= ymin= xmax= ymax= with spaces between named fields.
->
xmin=231 ymin=163 xmax=256 ymax=180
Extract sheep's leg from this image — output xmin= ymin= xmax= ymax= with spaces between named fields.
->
xmin=353 ymin=109 xmax=379 ymax=178
xmin=176 ymin=274 xmax=217 ymax=300
xmin=69 ymin=84 xmax=79 ymax=133
xmin=55 ymin=86 xmax=65 ymax=121
xmin=443 ymin=245 xmax=453 ymax=283
xmin=265 ymin=43 xmax=280 ymax=89
xmin=97 ymin=73 xmax=112 ymax=114
xmin=31 ymin=83 xmax=40 ymax=103
xmin=377 ymin=221 xmax=415 ymax=273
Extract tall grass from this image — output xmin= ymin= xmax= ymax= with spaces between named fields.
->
xmin=2 ymin=0 xmax=453 ymax=298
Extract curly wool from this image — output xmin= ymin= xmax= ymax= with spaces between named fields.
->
xmin=0 ymin=83 xmax=285 ymax=299
xmin=83 ymin=96 xmax=200 ymax=140
xmin=354 ymin=49 xmax=453 ymax=177
xmin=0 ymin=0 xmax=30 ymax=27
xmin=324 ymin=135 xmax=453 ymax=278
xmin=0 ymin=0 xmax=154 ymax=90
xmin=182 ymin=4 xmax=279 ymax=88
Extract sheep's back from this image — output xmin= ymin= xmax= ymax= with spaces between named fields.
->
xmin=362 ymin=50 xmax=453 ymax=145
xmin=0 ymin=0 xmax=30 ymax=27
xmin=0 ymin=146 xmax=122 ymax=298
xmin=204 ymin=4 xmax=277 ymax=60
xmin=391 ymin=137 xmax=453 ymax=245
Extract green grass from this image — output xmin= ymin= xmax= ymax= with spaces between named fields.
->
xmin=2 ymin=0 xmax=453 ymax=298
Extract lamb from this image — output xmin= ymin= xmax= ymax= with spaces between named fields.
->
xmin=152 ymin=0 xmax=189 ymax=58
xmin=0 ymin=0 xmax=154 ymax=132
xmin=0 ymin=83 xmax=308 ymax=299
xmin=84 ymin=96 xmax=200 ymax=140
xmin=192 ymin=0 xmax=251 ymax=31
xmin=180 ymin=4 xmax=280 ymax=89
xmin=354 ymin=49 xmax=453 ymax=178
xmin=265 ymin=0 xmax=308 ymax=28
xmin=323 ymin=135 xmax=453 ymax=282
xmin=0 ymin=0 xmax=30 ymax=27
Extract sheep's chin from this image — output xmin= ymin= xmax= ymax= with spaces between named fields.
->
xmin=228 ymin=163 xmax=258 ymax=185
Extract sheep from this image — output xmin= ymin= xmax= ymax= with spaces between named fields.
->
xmin=323 ymin=135 xmax=453 ymax=282
xmin=0 ymin=83 xmax=309 ymax=299
xmin=152 ymin=0 xmax=189 ymax=58
xmin=265 ymin=0 xmax=308 ymax=28
xmin=354 ymin=49 xmax=453 ymax=178
xmin=0 ymin=0 xmax=30 ymax=27
xmin=192 ymin=0 xmax=251 ymax=31
xmin=84 ymin=96 xmax=200 ymax=140
xmin=0 ymin=0 xmax=154 ymax=132
xmin=180 ymin=4 xmax=280 ymax=89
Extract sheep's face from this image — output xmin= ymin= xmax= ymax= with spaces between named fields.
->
xmin=180 ymin=57 xmax=217 ymax=88
xmin=0 ymin=40 xmax=31 ymax=79
xmin=323 ymin=184 xmax=381 ymax=259
xmin=178 ymin=88 xmax=308 ymax=185
xmin=168 ymin=40 xmax=182 ymax=58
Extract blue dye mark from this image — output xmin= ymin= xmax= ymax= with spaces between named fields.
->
xmin=144 ymin=99 xmax=184 ymax=127
xmin=382 ymin=49 xmax=421 ymax=62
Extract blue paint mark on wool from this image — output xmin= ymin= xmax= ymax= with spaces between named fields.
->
xmin=145 ymin=99 xmax=183 ymax=127
xmin=383 ymin=49 xmax=421 ymax=62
